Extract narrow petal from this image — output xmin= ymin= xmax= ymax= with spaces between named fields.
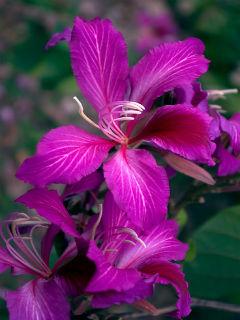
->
xmin=117 ymin=220 xmax=188 ymax=269
xmin=86 ymin=241 xmax=140 ymax=293
xmin=104 ymin=148 xmax=170 ymax=229
xmin=164 ymin=153 xmax=215 ymax=185
xmin=217 ymin=146 xmax=240 ymax=176
xmin=141 ymin=262 xmax=191 ymax=319
xmin=130 ymin=38 xmax=209 ymax=109
xmin=91 ymin=279 xmax=153 ymax=308
xmin=16 ymin=188 xmax=79 ymax=238
xmin=134 ymin=104 xmax=215 ymax=165
xmin=45 ymin=27 xmax=72 ymax=49
xmin=16 ymin=125 xmax=114 ymax=186
xmin=63 ymin=171 xmax=103 ymax=198
xmin=70 ymin=17 xmax=128 ymax=112
xmin=41 ymin=225 xmax=60 ymax=265
xmin=5 ymin=279 xmax=70 ymax=320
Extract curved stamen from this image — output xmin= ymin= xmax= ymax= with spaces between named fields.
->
xmin=73 ymin=96 xmax=100 ymax=129
xmin=102 ymin=226 xmax=146 ymax=256
xmin=0 ymin=214 xmax=52 ymax=278
xmin=91 ymin=204 xmax=103 ymax=240
xmin=116 ymin=227 xmax=147 ymax=248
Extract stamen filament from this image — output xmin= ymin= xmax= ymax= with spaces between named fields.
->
xmin=91 ymin=204 xmax=103 ymax=240
xmin=73 ymin=96 xmax=100 ymax=129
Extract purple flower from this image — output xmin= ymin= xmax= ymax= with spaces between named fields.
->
xmin=0 ymin=188 xmax=96 ymax=320
xmin=135 ymin=11 xmax=178 ymax=53
xmin=84 ymin=192 xmax=191 ymax=319
xmin=214 ymin=112 xmax=240 ymax=176
xmin=176 ymin=83 xmax=240 ymax=176
xmin=17 ymin=17 xmax=214 ymax=229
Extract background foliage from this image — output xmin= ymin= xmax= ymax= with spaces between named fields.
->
xmin=0 ymin=0 xmax=240 ymax=319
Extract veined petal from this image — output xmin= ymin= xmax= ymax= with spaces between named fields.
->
xmin=141 ymin=262 xmax=191 ymax=319
xmin=86 ymin=241 xmax=140 ymax=293
xmin=5 ymin=279 xmax=70 ymax=320
xmin=117 ymin=220 xmax=188 ymax=269
xmin=16 ymin=125 xmax=114 ymax=187
xmin=16 ymin=188 xmax=79 ymax=238
xmin=101 ymin=192 xmax=137 ymax=264
xmin=130 ymin=38 xmax=209 ymax=110
xmin=63 ymin=171 xmax=103 ymax=198
xmin=70 ymin=17 xmax=129 ymax=112
xmin=135 ymin=104 xmax=215 ymax=165
xmin=102 ymin=191 xmax=133 ymax=243
xmin=104 ymin=148 xmax=170 ymax=229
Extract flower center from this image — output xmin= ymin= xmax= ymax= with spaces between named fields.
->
xmin=73 ymin=97 xmax=145 ymax=144
xmin=99 ymin=101 xmax=145 ymax=144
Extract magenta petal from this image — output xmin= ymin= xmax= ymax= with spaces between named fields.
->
xmin=91 ymin=279 xmax=153 ymax=308
xmin=130 ymin=38 xmax=209 ymax=110
xmin=16 ymin=125 xmax=113 ymax=186
xmin=137 ymin=104 xmax=215 ymax=165
xmin=45 ymin=27 xmax=72 ymax=49
xmin=219 ymin=114 xmax=240 ymax=154
xmin=217 ymin=146 xmax=240 ymax=176
xmin=5 ymin=279 xmax=70 ymax=320
xmin=104 ymin=148 xmax=169 ymax=229
xmin=141 ymin=262 xmax=191 ymax=319
xmin=63 ymin=171 xmax=104 ymax=198
xmin=86 ymin=241 xmax=140 ymax=293
xmin=102 ymin=191 xmax=133 ymax=242
xmin=117 ymin=220 xmax=188 ymax=269
xmin=16 ymin=188 xmax=79 ymax=238
xmin=70 ymin=17 xmax=128 ymax=112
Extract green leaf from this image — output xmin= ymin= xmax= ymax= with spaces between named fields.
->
xmin=184 ymin=205 xmax=240 ymax=300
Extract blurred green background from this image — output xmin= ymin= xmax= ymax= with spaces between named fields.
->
xmin=1 ymin=0 xmax=240 ymax=319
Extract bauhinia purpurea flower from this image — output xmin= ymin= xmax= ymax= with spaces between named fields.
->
xmin=17 ymin=17 xmax=215 ymax=229
xmin=0 ymin=187 xmax=190 ymax=319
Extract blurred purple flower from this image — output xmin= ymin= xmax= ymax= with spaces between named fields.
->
xmin=17 ymin=17 xmax=214 ymax=230
xmin=135 ymin=11 xmax=178 ymax=53
xmin=176 ymin=83 xmax=240 ymax=176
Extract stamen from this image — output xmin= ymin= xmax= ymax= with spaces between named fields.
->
xmin=73 ymin=96 xmax=100 ymax=129
xmin=0 ymin=214 xmax=52 ymax=278
xmin=210 ymin=104 xmax=227 ymax=113
xmin=122 ymin=239 xmax=137 ymax=246
xmin=116 ymin=227 xmax=147 ymax=248
xmin=208 ymin=88 xmax=238 ymax=100
xmin=91 ymin=204 xmax=103 ymax=240
xmin=99 ymin=101 xmax=145 ymax=144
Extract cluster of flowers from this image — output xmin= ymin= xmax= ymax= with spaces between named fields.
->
xmin=0 ymin=17 xmax=239 ymax=320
